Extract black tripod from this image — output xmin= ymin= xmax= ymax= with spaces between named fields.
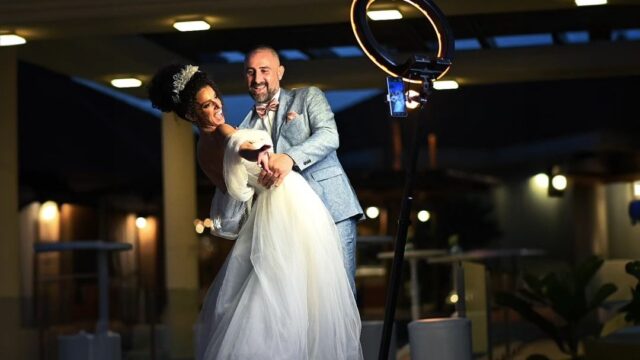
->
xmin=378 ymin=75 xmax=437 ymax=360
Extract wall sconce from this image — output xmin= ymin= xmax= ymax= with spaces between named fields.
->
xmin=417 ymin=210 xmax=430 ymax=222
xmin=632 ymin=181 xmax=640 ymax=198
xmin=39 ymin=201 xmax=59 ymax=222
xmin=135 ymin=216 xmax=147 ymax=229
xmin=366 ymin=206 xmax=380 ymax=219
xmin=548 ymin=167 xmax=567 ymax=197
xmin=629 ymin=181 xmax=640 ymax=225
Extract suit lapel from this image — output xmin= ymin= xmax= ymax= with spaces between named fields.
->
xmin=272 ymin=89 xmax=291 ymax=149
xmin=239 ymin=110 xmax=255 ymax=129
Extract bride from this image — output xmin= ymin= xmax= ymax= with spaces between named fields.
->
xmin=149 ymin=64 xmax=363 ymax=360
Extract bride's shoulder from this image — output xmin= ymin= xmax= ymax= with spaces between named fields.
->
xmin=232 ymin=129 xmax=271 ymax=142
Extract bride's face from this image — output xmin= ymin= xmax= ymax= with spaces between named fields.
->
xmin=192 ymin=85 xmax=225 ymax=132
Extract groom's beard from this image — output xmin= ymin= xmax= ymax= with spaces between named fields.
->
xmin=250 ymin=81 xmax=278 ymax=103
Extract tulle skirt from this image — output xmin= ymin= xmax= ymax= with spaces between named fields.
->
xmin=196 ymin=172 xmax=363 ymax=360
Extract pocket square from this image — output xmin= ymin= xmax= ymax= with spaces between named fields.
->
xmin=286 ymin=111 xmax=298 ymax=122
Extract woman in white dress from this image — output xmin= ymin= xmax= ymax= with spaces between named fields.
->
xmin=149 ymin=64 xmax=362 ymax=360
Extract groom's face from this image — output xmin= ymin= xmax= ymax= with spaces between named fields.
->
xmin=245 ymin=49 xmax=284 ymax=103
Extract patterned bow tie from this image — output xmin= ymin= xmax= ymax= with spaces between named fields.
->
xmin=255 ymin=99 xmax=279 ymax=119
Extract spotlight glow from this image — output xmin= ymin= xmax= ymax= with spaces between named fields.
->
xmin=110 ymin=78 xmax=142 ymax=88
xmin=449 ymin=293 xmax=459 ymax=304
xmin=575 ymin=0 xmax=607 ymax=6
xmin=39 ymin=201 xmax=59 ymax=222
xmin=551 ymin=175 xmax=568 ymax=191
xmin=0 ymin=34 xmax=26 ymax=46
xmin=173 ymin=20 xmax=211 ymax=32
xmin=533 ymin=173 xmax=549 ymax=189
xmin=203 ymin=218 xmax=213 ymax=228
xmin=135 ymin=217 xmax=147 ymax=229
xmin=417 ymin=210 xmax=431 ymax=222
xmin=195 ymin=223 xmax=205 ymax=234
xmin=366 ymin=206 xmax=380 ymax=219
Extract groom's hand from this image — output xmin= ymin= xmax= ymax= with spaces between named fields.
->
xmin=258 ymin=153 xmax=294 ymax=188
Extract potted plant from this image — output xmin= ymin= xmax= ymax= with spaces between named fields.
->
xmin=495 ymin=256 xmax=617 ymax=359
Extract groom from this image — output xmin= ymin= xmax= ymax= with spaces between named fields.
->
xmin=239 ymin=45 xmax=363 ymax=293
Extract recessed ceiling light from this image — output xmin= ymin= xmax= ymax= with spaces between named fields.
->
xmin=110 ymin=78 xmax=142 ymax=88
xmin=173 ymin=20 xmax=211 ymax=32
xmin=367 ymin=10 xmax=402 ymax=21
xmin=433 ymin=80 xmax=459 ymax=90
xmin=575 ymin=0 xmax=607 ymax=6
xmin=0 ymin=34 xmax=26 ymax=47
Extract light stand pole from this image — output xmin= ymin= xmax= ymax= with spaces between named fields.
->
xmin=378 ymin=79 xmax=433 ymax=360
xmin=349 ymin=1 xmax=454 ymax=359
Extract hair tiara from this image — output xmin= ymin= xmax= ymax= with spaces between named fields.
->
xmin=171 ymin=65 xmax=199 ymax=103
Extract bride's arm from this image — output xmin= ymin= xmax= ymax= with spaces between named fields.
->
xmin=214 ymin=123 xmax=237 ymax=140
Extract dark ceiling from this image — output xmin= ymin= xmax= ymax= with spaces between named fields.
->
xmin=4 ymin=0 xmax=640 ymax=95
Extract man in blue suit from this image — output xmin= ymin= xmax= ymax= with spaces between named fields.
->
xmin=239 ymin=45 xmax=363 ymax=293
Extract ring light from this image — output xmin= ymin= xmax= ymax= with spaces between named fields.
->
xmin=350 ymin=0 xmax=454 ymax=84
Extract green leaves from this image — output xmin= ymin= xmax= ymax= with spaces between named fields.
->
xmin=619 ymin=260 xmax=640 ymax=325
xmin=495 ymin=256 xmax=617 ymax=359
xmin=625 ymin=260 xmax=640 ymax=281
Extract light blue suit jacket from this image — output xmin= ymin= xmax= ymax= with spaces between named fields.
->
xmin=239 ymin=87 xmax=363 ymax=223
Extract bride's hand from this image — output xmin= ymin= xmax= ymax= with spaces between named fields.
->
xmin=257 ymin=150 xmax=271 ymax=174
xmin=239 ymin=143 xmax=272 ymax=173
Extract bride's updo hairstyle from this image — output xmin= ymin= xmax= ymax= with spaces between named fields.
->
xmin=148 ymin=64 xmax=222 ymax=121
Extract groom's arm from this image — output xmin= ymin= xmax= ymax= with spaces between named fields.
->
xmin=260 ymin=86 xmax=338 ymax=187
xmin=284 ymin=86 xmax=339 ymax=172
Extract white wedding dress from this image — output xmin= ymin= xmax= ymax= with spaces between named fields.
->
xmin=197 ymin=129 xmax=363 ymax=360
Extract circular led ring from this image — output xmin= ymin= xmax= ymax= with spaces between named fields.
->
xmin=350 ymin=0 xmax=454 ymax=83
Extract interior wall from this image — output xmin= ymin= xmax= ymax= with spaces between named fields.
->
xmin=606 ymin=182 xmax=640 ymax=260
xmin=492 ymin=175 xmax=575 ymax=262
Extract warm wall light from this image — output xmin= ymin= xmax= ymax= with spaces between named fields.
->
xmin=195 ymin=223 xmax=205 ymax=234
xmin=39 ymin=201 xmax=59 ymax=222
xmin=203 ymin=218 xmax=213 ymax=228
xmin=575 ymin=0 xmax=607 ymax=6
xmin=173 ymin=20 xmax=211 ymax=32
xmin=367 ymin=9 xmax=403 ymax=21
xmin=633 ymin=181 xmax=640 ymax=197
xmin=433 ymin=80 xmax=459 ymax=90
xmin=533 ymin=173 xmax=549 ymax=189
xmin=111 ymin=78 xmax=142 ymax=88
xmin=135 ymin=216 xmax=147 ymax=229
xmin=366 ymin=206 xmax=380 ymax=219
xmin=0 ymin=34 xmax=26 ymax=47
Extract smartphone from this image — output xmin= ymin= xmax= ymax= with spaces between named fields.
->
xmin=386 ymin=76 xmax=407 ymax=118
